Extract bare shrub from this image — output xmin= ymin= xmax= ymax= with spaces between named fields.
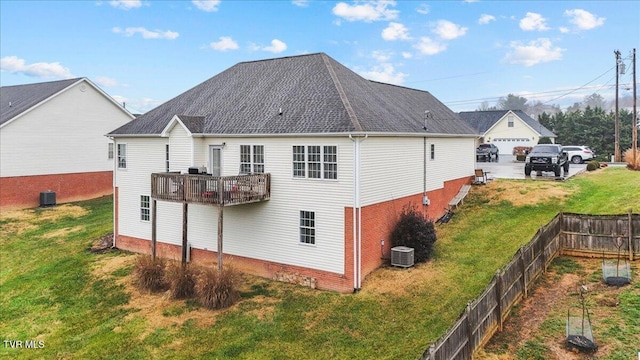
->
xmin=623 ymin=148 xmax=640 ymax=170
xmin=166 ymin=262 xmax=198 ymax=299
xmin=133 ymin=255 xmax=167 ymax=293
xmin=196 ymin=267 xmax=240 ymax=310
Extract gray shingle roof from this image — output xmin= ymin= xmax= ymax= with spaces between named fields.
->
xmin=458 ymin=110 xmax=556 ymax=137
xmin=1 ymin=78 xmax=82 ymax=126
xmin=109 ymin=53 xmax=475 ymax=136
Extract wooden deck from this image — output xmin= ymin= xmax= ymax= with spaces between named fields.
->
xmin=151 ymin=173 xmax=271 ymax=206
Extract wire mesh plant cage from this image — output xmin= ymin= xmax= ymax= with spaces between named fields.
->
xmin=602 ymin=238 xmax=632 ymax=286
xmin=566 ymin=286 xmax=597 ymax=352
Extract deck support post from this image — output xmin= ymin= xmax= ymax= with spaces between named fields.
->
xmin=217 ymin=178 xmax=224 ymax=271
xmin=151 ymin=199 xmax=157 ymax=260
xmin=181 ymin=203 xmax=188 ymax=267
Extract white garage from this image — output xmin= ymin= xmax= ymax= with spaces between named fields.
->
xmin=492 ymin=138 xmax=534 ymax=155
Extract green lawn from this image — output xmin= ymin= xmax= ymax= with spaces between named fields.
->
xmin=1 ymin=167 xmax=639 ymax=359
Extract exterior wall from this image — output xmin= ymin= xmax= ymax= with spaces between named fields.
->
xmin=168 ymin=124 xmax=192 ymax=171
xmin=486 ymin=113 xmax=538 ymax=154
xmin=0 ymin=80 xmax=132 ymax=178
xmin=0 ymin=171 xmax=113 ymax=209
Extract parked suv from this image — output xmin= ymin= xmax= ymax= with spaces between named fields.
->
xmin=524 ymin=144 xmax=569 ymax=177
xmin=561 ymin=145 xmax=595 ymax=164
xmin=476 ymin=143 xmax=499 ymax=162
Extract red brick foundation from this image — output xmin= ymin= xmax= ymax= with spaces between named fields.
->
xmin=0 ymin=171 xmax=113 ymax=209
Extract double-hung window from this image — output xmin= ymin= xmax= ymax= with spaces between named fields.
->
xmin=108 ymin=143 xmax=114 ymax=159
xmin=299 ymin=210 xmax=315 ymax=245
xmin=165 ymin=145 xmax=170 ymax=172
xmin=292 ymin=145 xmax=337 ymax=179
xmin=240 ymin=145 xmax=265 ymax=174
xmin=117 ymin=144 xmax=127 ymax=169
xmin=140 ymin=195 xmax=150 ymax=221
xmin=507 ymin=115 xmax=514 ymax=128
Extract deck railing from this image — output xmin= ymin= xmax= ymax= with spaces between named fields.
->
xmin=151 ymin=173 xmax=271 ymax=206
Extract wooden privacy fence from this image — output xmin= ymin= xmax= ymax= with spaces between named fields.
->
xmin=421 ymin=211 xmax=638 ymax=360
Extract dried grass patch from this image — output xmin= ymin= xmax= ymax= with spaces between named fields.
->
xmin=43 ymin=226 xmax=85 ymax=239
xmin=360 ymin=261 xmax=445 ymax=296
xmin=0 ymin=205 xmax=89 ymax=236
xmin=475 ymin=180 xmax=573 ymax=206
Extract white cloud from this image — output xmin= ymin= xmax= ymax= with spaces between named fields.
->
xmin=382 ymin=22 xmax=410 ymax=41
xmin=559 ymin=27 xmax=570 ymax=34
xmin=108 ymin=0 xmax=142 ymax=10
xmin=564 ymin=9 xmax=605 ymax=30
xmin=358 ymin=63 xmax=406 ymax=85
xmin=401 ymin=52 xmax=412 ymax=59
xmin=504 ymin=38 xmax=564 ymax=66
xmin=292 ymin=0 xmax=309 ymax=7
xmin=253 ymin=39 xmax=287 ymax=53
xmin=519 ymin=12 xmax=549 ymax=31
xmin=209 ymin=36 xmax=239 ymax=51
xmin=95 ymin=76 xmax=120 ymax=87
xmin=112 ymin=27 xmax=179 ymax=40
xmin=332 ymin=1 xmax=399 ymax=22
xmin=414 ymin=37 xmax=447 ymax=55
xmin=478 ymin=14 xmax=496 ymax=25
xmin=192 ymin=0 xmax=220 ymax=12
xmin=416 ymin=4 xmax=429 ymax=15
xmin=371 ymin=50 xmax=392 ymax=62
xmin=0 ymin=56 xmax=74 ymax=79
xmin=432 ymin=20 xmax=467 ymax=40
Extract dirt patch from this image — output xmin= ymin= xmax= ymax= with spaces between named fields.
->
xmin=474 ymin=180 xmax=573 ymax=207
xmin=0 ymin=204 xmax=89 ymax=236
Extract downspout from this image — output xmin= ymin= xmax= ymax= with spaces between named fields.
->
xmin=111 ymin=137 xmax=117 ymax=248
xmin=349 ymin=134 xmax=367 ymax=291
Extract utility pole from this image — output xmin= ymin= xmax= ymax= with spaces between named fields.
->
xmin=633 ymin=48 xmax=637 ymax=168
xmin=614 ymin=50 xmax=621 ymax=162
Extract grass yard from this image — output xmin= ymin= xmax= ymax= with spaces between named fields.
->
xmin=1 ymin=167 xmax=639 ymax=359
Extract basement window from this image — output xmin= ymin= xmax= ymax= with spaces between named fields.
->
xmin=299 ymin=210 xmax=316 ymax=245
xmin=140 ymin=195 xmax=150 ymax=222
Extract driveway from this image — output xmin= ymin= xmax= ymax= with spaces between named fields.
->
xmin=475 ymin=155 xmax=586 ymax=181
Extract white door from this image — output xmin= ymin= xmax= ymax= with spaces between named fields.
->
xmin=209 ymin=146 xmax=223 ymax=176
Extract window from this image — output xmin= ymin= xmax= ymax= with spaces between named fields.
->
xmin=299 ymin=211 xmax=315 ymax=244
xmin=508 ymin=116 xmax=514 ymax=128
xmin=240 ymin=145 xmax=265 ymax=174
xmin=165 ymin=144 xmax=170 ymax=172
xmin=108 ymin=143 xmax=114 ymax=159
xmin=430 ymin=144 xmax=435 ymax=160
xmin=292 ymin=145 xmax=338 ymax=179
xmin=140 ymin=195 xmax=150 ymax=221
xmin=117 ymin=144 xmax=127 ymax=169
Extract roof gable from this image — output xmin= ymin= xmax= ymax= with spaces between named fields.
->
xmin=458 ymin=110 xmax=555 ymax=138
xmin=109 ymin=53 xmax=475 ymax=137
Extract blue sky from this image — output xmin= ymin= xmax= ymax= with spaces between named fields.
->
xmin=1 ymin=0 xmax=638 ymax=114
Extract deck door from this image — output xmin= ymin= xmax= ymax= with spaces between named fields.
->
xmin=209 ymin=145 xmax=223 ymax=177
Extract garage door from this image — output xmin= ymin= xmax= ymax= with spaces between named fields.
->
xmin=492 ymin=138 xmax=533 ymax=155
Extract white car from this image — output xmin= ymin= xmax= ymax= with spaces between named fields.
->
xmin=562 ymin=146 xmax=595 ymax=164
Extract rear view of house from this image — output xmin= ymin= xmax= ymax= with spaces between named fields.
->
xmin=108 ymin=53 xmax=477 ymax=293
xmin=0 ymin=78 xmax=135 ymax=209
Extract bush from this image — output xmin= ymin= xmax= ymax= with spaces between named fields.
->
xmin=196 ymin=267 xmax=240 ymax=310
xmin=538 ymin=137 xmax=552 ymax=144
xmin=516 ymin=154 xmax=527 ymax=162
xmin=623 ymin=148 xmax=640 ymax=170
xmin=166 ymin=262 xmax=198 ymax=299
xmin=133 ymin=255 xmax=168 ymax=293
xmin=586 ymin=161 xmax=599 ymax=171
xmin=390 ymin=205 xmax=437 ymax=263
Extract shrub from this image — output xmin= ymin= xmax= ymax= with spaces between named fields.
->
xmin=623 ymin=148 xmax=640 ymax=170
xmin=196 ymin=267 xmax=240 ymax=310
xmin=390 ymin=205 xmax=437 ymax=263
xmin=166 ymin=262 xmax=198 ymax=299
xmin=538 ymin=137 xmax=552 ymax=144
xmin=133 ymin=255 xmax=168 ymax=293
xmin=586 ymin=161 xmax=599 ymax=171
xmin=516 ymin=154 xmax=527 ymax=162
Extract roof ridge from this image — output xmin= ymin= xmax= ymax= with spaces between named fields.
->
xmin=320 ymin=53 xmax=362 ymax=132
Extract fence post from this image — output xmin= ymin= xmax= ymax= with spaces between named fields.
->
xmin=465 ymin=302 xmax=473 ymax=357
xmin=429 ymin=343 xmax=435 ymax=360
xmin=540 ymin=226 xmax=547 ymax=273
xmin=495 ymin=269 xmax=503 ymax=332
xmin=519 ymin=247 xmax=527 ymax=299
xmin=629 ymin=209 xmax=634 ymax=261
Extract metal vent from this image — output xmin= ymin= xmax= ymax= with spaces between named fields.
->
xmin=391 ymin=246 xmax=414 ymax=268
xmin=40 ymin=191 xmax=56 ymax=207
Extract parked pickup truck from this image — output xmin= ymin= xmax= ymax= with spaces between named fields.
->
xmin=524 ymin=144 xmax=569 ymax=177
xmin=476 ymin=143 xmax=499 ymax=162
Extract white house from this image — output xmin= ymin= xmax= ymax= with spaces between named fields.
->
xmin=108 ymin=53 xmax=477 ymax=293
xmin=0 ymin=78 xmax=135 ymax=209
xmin=459 ymin=110 xmax=556 ymax=155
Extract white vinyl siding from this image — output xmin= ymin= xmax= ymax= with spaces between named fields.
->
xmin=486 ymin=113 xmax=542 ymax=154
xmin=0 ymin=80 xmax=132 ymax=177
xmin=168 ymin=124 xmax=192 ymax=172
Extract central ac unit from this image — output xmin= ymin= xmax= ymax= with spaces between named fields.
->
xmin=391 ymin=246 xmax=414 ymax=268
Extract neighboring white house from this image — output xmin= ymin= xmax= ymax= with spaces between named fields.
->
xmin=459 ymin=110 xmax=556 ymax=155
xmin=108 ymin=53 xmax=477 ymax=293
xmin=0 ymin=78 xmax=135 ymax=209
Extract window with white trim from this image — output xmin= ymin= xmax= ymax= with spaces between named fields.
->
xmin=430 ymin=144 xmax=435 ymax=160
xmin=117 ymin=144 xmax=127 ymax=169
xmin=140 ymin=195 xmax=150 ymax=221
xmin=299 ymin=210 xmax=315 ymax=245
xmin=508 ymin=115 xmax=514 ymax=128
xmin=165 ymin=144 xmax=170 ymax=172
xmin=108 ymin=143 xmax=114 ymax=159
xmin=292 ymin=145 xmax=337 ymax=179
xmin=240 ymin=145 xmax=264 ymax=174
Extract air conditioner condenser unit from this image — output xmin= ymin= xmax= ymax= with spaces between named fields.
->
xmin=391 ymin=246 xmax=414 ymax=268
